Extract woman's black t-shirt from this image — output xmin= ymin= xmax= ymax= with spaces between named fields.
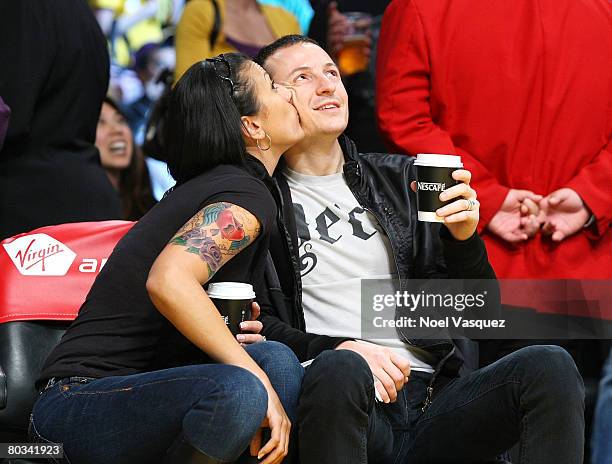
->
xmin=38 ymin=163 xmax=276 ymax=385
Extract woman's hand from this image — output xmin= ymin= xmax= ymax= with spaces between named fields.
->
xmin=411 ymin=169 xmax=479 ymax=241
xmin=237 ymin=302 xmax=266 ymax=345
xmin=249 ymin=386 xmax=291 ymax=464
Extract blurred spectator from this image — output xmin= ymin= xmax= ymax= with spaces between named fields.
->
xmin=175 ymin=0 xmax=301 ymax=80
xmin=96 ymin=98 xmax=156 ymax=220
xmin=377 ymin=3 xmax=611 ymax=458
xmin=308 ymin=0 xmax=390 ymax=152
xmin=592 ymin=347 xmax=612 ymax=464
xmin=0 ymin=97 xmax=9 ymax=152
xmin=123 ymin=42 xmax=176 ymax=144
xmin=89 ymin=0 xmax=176 ymax=67
xmin=0 ymin=0 xmax=121 ymax=240
xmin=377 ymin=0 xmax=611 ymax=280
xmin=259 ymin=0 xmax=313 ymax=33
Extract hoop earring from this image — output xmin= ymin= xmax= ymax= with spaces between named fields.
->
xmin=256 ymin=133 xmax=272 ymax=151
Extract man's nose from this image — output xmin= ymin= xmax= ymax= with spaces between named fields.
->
xmin=315 ymin=73 xmax=336 ymax=95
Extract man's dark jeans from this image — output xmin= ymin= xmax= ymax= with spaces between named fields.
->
xmin=298 ymin=345 xmax=584 ymax=464
xmin=30 ymin=341 xmax=303 ymax=463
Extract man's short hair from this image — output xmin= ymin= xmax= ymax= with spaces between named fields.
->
xmin=255 ymin=35 xmax=320 ymax=69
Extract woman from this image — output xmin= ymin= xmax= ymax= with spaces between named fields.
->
xmin=30 ymin=53 xmax=305 ymax=464
xmin=175 ymin=0 xmax=301 ymax=81
xmin=96 ymin=97 xmax=157 ymax=220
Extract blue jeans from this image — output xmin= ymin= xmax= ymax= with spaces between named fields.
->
xmin=592 ymin=347 xmax=612 ymax=464
xmin=298 ymin=345 xmax=584 ymax=464
xmin=30 ymin=341 xmax=303 ymax=464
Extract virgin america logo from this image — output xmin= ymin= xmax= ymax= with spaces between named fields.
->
xmin=2 ymin=234 xmax=77 ymax=276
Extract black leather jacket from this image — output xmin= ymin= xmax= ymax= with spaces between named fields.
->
xmin=259 ymin=135 xmax=497 ymax=386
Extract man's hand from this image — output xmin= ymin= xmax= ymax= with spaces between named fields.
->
xmin=411 ymin=169 xmax=479 ymax=241
xmin=237 ymin=302 xmax=265 ymax=345
xmin=326 ymin=2 xmax=349 ymax=60
xmin=538 ymin=188 xmax=590 ymax=242
xmin=488 ymin=189 xmax=543 ymax=242
xmin=326 ymin=2 xmax=372 ymax=65
xmin=336 ymin=340 xmax=410 ymax=403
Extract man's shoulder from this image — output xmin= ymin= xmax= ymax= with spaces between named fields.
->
xmin=356 ymin=151 xmax=416 ymax=178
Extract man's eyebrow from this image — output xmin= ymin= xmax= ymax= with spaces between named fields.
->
xmin=288 ymin=65 xmax=312 ymax=75
xmin=288 ymin=62 xmax=338 ymax=75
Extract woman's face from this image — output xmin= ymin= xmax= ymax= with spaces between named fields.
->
xmin=245 ymin=62 xmax=304 ymax=149
xmin=96 ymin=102 xmax=134 ymax=171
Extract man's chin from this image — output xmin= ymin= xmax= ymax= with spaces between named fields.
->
xmin=318 ymin=121 xmax=348 ymax=138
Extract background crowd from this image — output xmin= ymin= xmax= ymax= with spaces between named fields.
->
xmin=0 ymin=0 xmax=610 ymax=463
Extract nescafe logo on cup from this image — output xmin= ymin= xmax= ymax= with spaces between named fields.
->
xmin=414 ymin=154 xmax=463 ymax=223
xmin=417 ymin=182 xmax=446 ymax=191
xmin=207 ymin=282 xmax=255 ymax=336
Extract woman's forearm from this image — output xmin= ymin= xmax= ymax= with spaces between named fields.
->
xmin=147 ymin=269 xmax=272 ymax=387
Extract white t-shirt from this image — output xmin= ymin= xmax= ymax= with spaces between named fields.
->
xmin=284 ymin=167 xmax=434 ymax=373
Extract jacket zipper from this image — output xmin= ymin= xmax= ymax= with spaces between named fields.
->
xmin=422 ymin=345 xmax=456 ymax=412
xmin=346 ymin=160 xmax=456 ymax=412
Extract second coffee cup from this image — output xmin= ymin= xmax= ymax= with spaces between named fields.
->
xmin=414 ymin=153 xmax=463 ymax=222
xmin=207 ymin=282 xmax=255 ymax=336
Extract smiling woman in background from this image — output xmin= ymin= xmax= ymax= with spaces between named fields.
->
xmin=96 ymin=97 xmax=156 ymax=220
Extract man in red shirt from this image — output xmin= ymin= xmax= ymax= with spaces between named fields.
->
xmin=376 ymin=0 xmax=611 ymax=282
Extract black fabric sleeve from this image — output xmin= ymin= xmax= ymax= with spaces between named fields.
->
xmin=259 ymin=306 xmax=353 ymax=362
xmin=439 ymin=228 xmax=496 ymax=279
xmin=0 ymin=2 xmax=54 ymax=147
xmin=205 ymin=176 xmax=277 ymax=238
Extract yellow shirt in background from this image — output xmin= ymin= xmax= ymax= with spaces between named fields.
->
xmin=175 ymin=0 xmax=300 ymax=81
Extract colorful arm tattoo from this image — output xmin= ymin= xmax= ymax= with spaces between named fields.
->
xmin=169 ymin=202 xmax=261 ymax=278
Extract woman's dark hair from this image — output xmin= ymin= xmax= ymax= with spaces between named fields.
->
xmin=165 ymin=53 xmax=260 ymax=185
xmin=102 ymin=97 xmax=156 ymax=220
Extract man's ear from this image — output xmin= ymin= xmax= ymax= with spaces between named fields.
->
xmin=240 ymin=115 xmax=265 ymax=143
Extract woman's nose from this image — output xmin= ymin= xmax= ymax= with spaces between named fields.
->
xmin=278 ymin=85 xmax=292 ymax=102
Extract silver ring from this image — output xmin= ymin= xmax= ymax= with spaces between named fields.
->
xmin=466 ymin=199 xmax=476 ymax=212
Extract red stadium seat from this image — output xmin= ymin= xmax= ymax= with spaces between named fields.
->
xmin=0 ymin=221 xmax=133 ymax=446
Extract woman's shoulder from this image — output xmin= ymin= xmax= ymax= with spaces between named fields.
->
xmin=180 ymin=165 xmax=273 ymax=207
xmin=193 ymin=163 xmax=267 ymax=186
xmin=204 ymin=165 xmax=276 ymax=227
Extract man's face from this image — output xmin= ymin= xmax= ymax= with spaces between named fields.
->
xmin=265 ymin=43 xmax=349 ymax=139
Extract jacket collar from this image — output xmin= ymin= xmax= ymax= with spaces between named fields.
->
xmin=339 ymin=133 xmax=360 ymax=164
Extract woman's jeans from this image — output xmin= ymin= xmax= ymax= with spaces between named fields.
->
xmin=592 ymin=347 xmax=612 ymax=464
xmin=29 ymin=341 xmax=303 ymax=464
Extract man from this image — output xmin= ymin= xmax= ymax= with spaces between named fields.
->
xmin=255 ymin=36 xmax=584 ymax=463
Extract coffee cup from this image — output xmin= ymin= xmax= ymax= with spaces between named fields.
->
xmin=207 ymin=282 xmax=255 ymax=336
xmin=414 ymin=153 xmax=463 ymax=222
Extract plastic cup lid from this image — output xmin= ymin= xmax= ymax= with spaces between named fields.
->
xmin=414 ymin=153 xmax=463 ymax=168
xmin=207 ymin=282 xmax=256 ymax=300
